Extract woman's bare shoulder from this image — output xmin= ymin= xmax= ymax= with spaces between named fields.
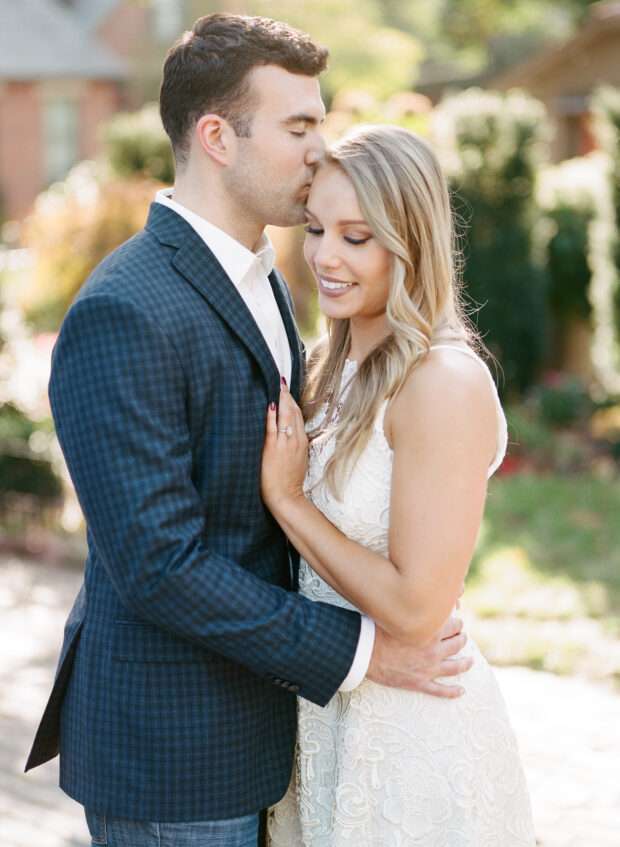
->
xmin=385 ymin=346 xmax=497 ymax=448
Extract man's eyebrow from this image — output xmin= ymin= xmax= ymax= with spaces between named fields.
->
xmin=282 ymin=113 xmax=324 ymax=126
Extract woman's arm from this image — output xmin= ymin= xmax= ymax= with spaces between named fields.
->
xmin=262 ymin=352 xmax=497 ymax=644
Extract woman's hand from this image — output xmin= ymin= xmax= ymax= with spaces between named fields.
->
xmin=261 ymin=379 xmax=309 ymax=513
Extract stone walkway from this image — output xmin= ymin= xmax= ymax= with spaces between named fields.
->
xmin=1 ymin=553 xmax=619 ymax=847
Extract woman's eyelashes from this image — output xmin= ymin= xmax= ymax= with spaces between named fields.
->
xmin=303 ymin=225 xmax=371 ymax=246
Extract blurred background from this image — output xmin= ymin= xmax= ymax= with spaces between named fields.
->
xmin=1 ymin=1 xmax=619 ymax=845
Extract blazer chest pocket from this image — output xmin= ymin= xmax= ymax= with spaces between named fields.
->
xmin=112 ymin=620 xmax=207 ymax=664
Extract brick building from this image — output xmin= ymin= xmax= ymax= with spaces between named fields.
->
xmin=0 ymin=0 xmax=130 ymax=221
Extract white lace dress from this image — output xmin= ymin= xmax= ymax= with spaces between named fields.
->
xmin=268 ymin=347 xmax=536 ymax=847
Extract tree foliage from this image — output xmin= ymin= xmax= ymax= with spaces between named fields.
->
xmin=223 ymin=0 xmax=423 ymax=100
xmin=537 ymin=155 xmax=601 ymax=324
xmin=22 ymin=163 xmax=161 ymax=330
xmin=434 ymin=89 xmax=551 ymax=397
xmin=376 ymin=0 xmax=592 ymax=80
xmin=589 ymin=87 xmax=620 ymax=392
xmin=104 ymin=103 xmax=174 ymax=184
xmin=146 ymin=1 xmax=598 ymax=102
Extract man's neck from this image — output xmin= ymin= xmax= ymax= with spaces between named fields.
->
xmin=172 ymin=178 xmax=264 ymax=253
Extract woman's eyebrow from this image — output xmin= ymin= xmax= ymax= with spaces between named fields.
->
xmin=304 ymin=209 xmax=369 ymax=227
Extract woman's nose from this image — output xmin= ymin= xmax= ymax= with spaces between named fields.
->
xmin=314 ymin=238 xmax=341 ymax=270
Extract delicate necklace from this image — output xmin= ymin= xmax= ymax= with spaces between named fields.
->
xmin=311 ymin=360 xmax=357 ymax=441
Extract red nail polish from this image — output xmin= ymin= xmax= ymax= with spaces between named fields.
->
xmin=269 ymin=402 xmax=276 ymax=410
xmin=281 ymin=376 xmax=287 ymax=386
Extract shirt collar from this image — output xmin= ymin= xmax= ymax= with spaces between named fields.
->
xmin=155 ymin=188 xmax=275 ymax=288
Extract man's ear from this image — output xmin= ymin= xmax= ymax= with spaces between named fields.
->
xmin=195 ymin=113 xmax=236 ymax=166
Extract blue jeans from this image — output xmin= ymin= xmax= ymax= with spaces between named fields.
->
xmin=84 ymin=809 xmax=260 ymax=847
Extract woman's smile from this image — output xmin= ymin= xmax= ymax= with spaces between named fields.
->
xmin=317 ymin=275 xmax=358 ymax=296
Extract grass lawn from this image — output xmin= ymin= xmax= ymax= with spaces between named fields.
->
xmin=466 ymin=473 xmax=620 ymax=684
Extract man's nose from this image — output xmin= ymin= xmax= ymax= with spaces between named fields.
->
xmin=305 ymin=133 xmax=326 ymax=166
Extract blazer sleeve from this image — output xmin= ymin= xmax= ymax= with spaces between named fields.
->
xmin=49 ymin=293 xmax=361 ymax=707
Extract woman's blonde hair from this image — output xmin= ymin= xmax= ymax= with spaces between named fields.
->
xmin=303 ymin=124 xmax=480 ymax=498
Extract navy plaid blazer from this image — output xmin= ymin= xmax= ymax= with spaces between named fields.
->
xmin=25 ymin=203 xmax=362 ymax=822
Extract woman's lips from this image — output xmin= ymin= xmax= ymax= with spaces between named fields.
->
xmin=317 ymin=276 xmax=357 ymax=297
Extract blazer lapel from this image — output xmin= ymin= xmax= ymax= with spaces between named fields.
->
xmin=147 ymin=203 xmax=282 ymax=403
xmin=268 ymin=269 xmax=304 ymax=401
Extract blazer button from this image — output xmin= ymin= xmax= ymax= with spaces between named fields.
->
xmin=289 ymin=684 xmax=300 ymax=693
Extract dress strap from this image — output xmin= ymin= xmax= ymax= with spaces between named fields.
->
xmin=429 ymin=344 xmax=486 ymax=362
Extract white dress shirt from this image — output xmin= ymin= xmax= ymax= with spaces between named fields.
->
xmin=155 ymin=188 xmax=375 ymax=691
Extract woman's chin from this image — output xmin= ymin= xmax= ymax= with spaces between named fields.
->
xmin=317 ymin=293 xmax=357 ymax=320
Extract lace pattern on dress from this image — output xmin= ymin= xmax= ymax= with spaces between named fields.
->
xmin=268 ymin=352 xmax=535 ymax=847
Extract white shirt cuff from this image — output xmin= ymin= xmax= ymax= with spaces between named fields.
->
xmin=338 ymin=615 xmax=375 ymax=691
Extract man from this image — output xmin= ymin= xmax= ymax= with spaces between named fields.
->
xmin=26 ymin=14 xmax=471 ymax=847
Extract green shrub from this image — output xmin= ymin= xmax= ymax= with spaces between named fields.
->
xmin=323 ymin=89 xmax=432 ymax=141
xmin=22 ymin=163 xmax=162 ymax=331
xmin=537 ymin=156 xmax=598 ymax=323
xmin=504 ymin=403 xmax=554 ymax=461
xmin=0 ymin=401 xmax=41 ymax=441
xmin=547 ymin=204 xmax=593 ymax=319
xmin=505 ymin=400 xmax=591 ymax=473
xmin=22 ymin=102 xmax=177 ymax=332
xmin=103 ymin=103 xmax=174 ymax=184
xmin=533 ymin=373 xmax=593 ymax=427
xmin=0 ymin=454 xmax=62 ymax=501
xmin=590 ymin=87 xmax=620 ymax=392
xmin=591 ymin=402 xmax=620 ymax=461
xmin=434 ymin=88 xmax=551 ymax=398
xmin=0 ymin=403 xmax=62 ymax=501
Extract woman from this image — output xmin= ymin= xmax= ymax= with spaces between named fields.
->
xmin=262 ymin=125 xmax=535 ymax=846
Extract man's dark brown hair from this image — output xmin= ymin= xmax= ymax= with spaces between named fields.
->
xmin=160 ymin=14 xmax=328 ymax=165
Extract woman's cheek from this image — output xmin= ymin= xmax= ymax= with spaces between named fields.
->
xmin=303 ymin=238 xmax=315 ymax=266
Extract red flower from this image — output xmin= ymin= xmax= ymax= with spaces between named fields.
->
xmin=497 ymin=455 xmax=524 ymax=476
